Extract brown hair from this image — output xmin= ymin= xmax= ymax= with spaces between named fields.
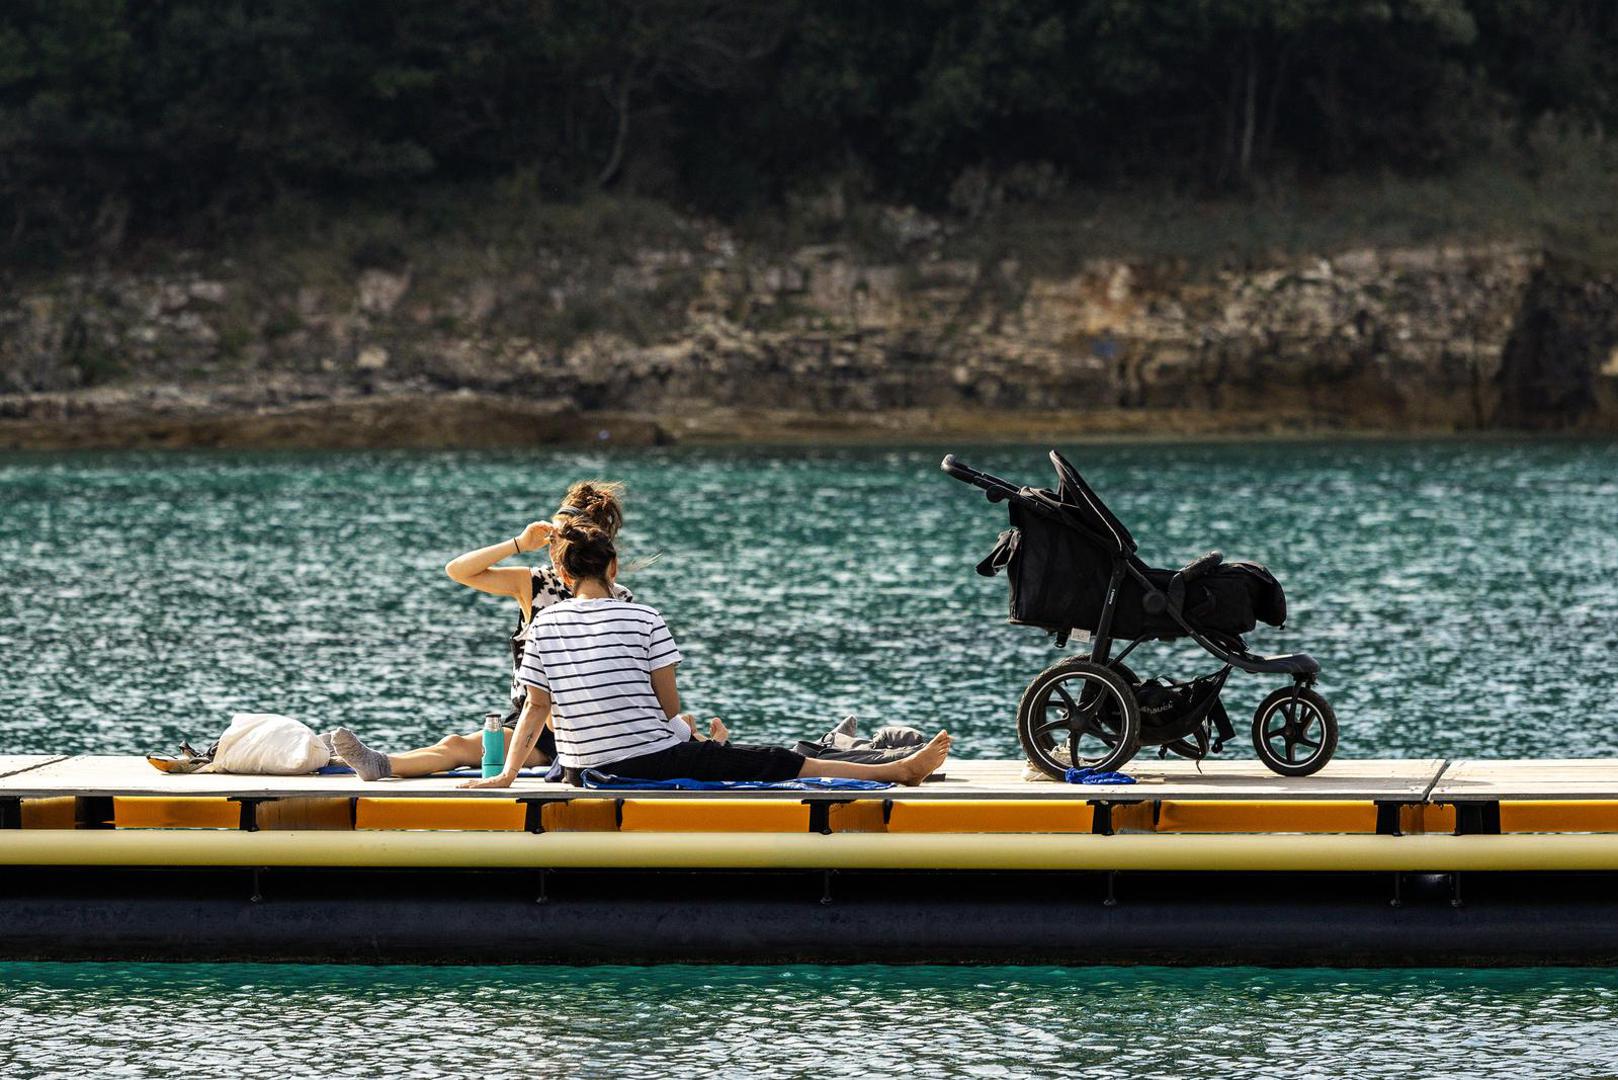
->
xmin=557 ymin=480 xmax=624 ymax=538
xmin=552 ymin=521 xmax=616 ymax=584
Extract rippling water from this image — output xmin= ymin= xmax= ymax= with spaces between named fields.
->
xmin=3 ymin=440 xmax=1617 ymax=1076
xmin=5 ymin=963 xmax=1618 ymax=1079
xmin=1 ymin=439 xmax=1614 ymax=758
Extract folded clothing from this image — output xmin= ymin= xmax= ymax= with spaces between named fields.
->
xmin=794 ymin=716 xmax=928 ymax=764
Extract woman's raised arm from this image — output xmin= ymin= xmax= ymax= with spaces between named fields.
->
xmin=444 ymin=522 xmax=554 ymax=602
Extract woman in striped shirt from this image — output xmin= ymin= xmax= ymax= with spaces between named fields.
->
xmin=333 ymin=481 xmax=676 ymax=781
xmin=462 ymin=522 xmax=951 ymax=788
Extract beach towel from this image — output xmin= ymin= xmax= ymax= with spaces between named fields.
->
xmin=314 ymin=763 xmax=560 ymax=780
xmin=580 ymin=772 xmax=892 ymax=792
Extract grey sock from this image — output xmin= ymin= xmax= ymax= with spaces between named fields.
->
xmin=332 ymin=728 xmax=391 ymax=781
xmin=317 ymin=731 xmax=336 ymax=758
xmin=832 ymin=715 xmax=858 ymax=739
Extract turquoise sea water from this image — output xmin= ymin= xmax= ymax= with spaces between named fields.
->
xmin=6 ymin=963 xmax=1618 ymax=1079
xmin=1 ymin=440 xmax=1615 ymax=758
xmin=2 ymin=439 xmax=1617 ymax=1077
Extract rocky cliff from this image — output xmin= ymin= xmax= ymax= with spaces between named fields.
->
xmin=3 ymin=215 xmax=1615 ymax=448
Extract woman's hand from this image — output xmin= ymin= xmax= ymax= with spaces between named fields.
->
xmin=516 ymin=521 xmax=555 ymax=553
xmin=458 ymin=772 xmax=516 ymax=790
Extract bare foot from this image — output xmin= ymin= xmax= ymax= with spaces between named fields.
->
xmin=708 ymin=716 xmax=729 ymax=743
xmin=894 ymin=731 xmax=951 ymax=785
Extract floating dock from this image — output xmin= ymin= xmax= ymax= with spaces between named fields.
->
xmin=7 ymin=755 xmax=1618 ymax=965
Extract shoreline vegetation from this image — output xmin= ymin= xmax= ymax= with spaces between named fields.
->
xmin=5 ymin=3 xmax=1618 ymax=447
xmin=4 ymin=179 xmax=1618 ymax=449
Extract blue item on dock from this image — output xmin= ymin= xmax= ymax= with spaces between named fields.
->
xmin=1065 ymin=766 xmax=1136 ymax=785
xmin=579 ymin=772 xmax=892 ymax=792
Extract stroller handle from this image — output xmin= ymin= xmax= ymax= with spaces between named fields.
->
xmin=940 ymin=454 xmax=1020 ymax=502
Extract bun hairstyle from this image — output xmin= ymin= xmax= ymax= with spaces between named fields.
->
xmin=557 ymin=480 xmax=624 ymax=538
xmin=552 ymin=521 xmax=616 ymax=584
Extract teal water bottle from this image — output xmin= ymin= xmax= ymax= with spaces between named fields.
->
xmin=481 ymin=713 xmax=505 ymax=778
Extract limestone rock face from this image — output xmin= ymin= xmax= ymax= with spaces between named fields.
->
xmin=1 ymin=218 xmax=1614 ymax=445
xmin=356 ymin=269 xmax=411 ymax=316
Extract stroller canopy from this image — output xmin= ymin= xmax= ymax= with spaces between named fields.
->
xmin=1049 ymin=451 xmax=1137 ymax=556
xmin=975 ymin=451 xmax=1286 ymax=643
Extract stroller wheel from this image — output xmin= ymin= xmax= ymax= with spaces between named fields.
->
xmin=1251 ymin=686 xmax=1338 ymax=777
xmin=1017 ymin=659 xmax=1142 ymax=781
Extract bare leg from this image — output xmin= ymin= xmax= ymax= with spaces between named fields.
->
xmin=382 ymin=733 xmax=480 ymax=778
xmin=390 ymin=730 xmax=552 ymax=777
xmin=796 ymin=731 xmax=950 ymax=786
xmin=337 ymin=729 xmax=551 ymax=781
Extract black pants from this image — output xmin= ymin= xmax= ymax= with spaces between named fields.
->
xmin=595 ymin=740 xmax=806 ymax=783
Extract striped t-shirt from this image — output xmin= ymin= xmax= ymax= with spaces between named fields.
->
xmin=515 ymin=598 xmax=684 ymax=769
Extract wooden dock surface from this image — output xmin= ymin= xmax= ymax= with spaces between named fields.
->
xmin=7 ymin=755 xmax=1618 ymax=803
xmin=0 ymin=756 xmax=66 ymax=779
xmin=1431 ymin=759 xmax=1618 ymax=803
xmin=0 ymin=753 xmax=1499 ymax=802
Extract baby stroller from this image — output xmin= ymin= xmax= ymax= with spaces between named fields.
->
xmin=943 ymin=450 xmax=1337 ymax=778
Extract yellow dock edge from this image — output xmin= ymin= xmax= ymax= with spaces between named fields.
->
xmin=7 ymin=830 xmax=1618 ymax=872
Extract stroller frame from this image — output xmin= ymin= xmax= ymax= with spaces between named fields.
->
xmin=943 ymin=451 xmax=1337 ymax=778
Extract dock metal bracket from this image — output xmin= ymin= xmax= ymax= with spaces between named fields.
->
xmin=1089 ymin=800 xmax=1142 ymax=836
xmin=229 ymin=797 xmax=276 ymax=832
xmin=74 ymin=796 xmax=114 ymax=829
xmin=1454 ymin=802 xmax=1501 ymax=836
xmin=519 ymin=797 xmax=564 ymax=834
xmin=1375 ymin=801 xmax=1413 ymax=836
xmin=805 ymin=799 xmax=855 ymax=835
xmin=820 ymin=869 xmax=838 ymax=906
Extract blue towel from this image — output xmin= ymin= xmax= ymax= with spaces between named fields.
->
xmin=580 ymin=771 xmax=892 ymax=792
xmin=1064 ymin=766 xmax=1136 ymax=785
